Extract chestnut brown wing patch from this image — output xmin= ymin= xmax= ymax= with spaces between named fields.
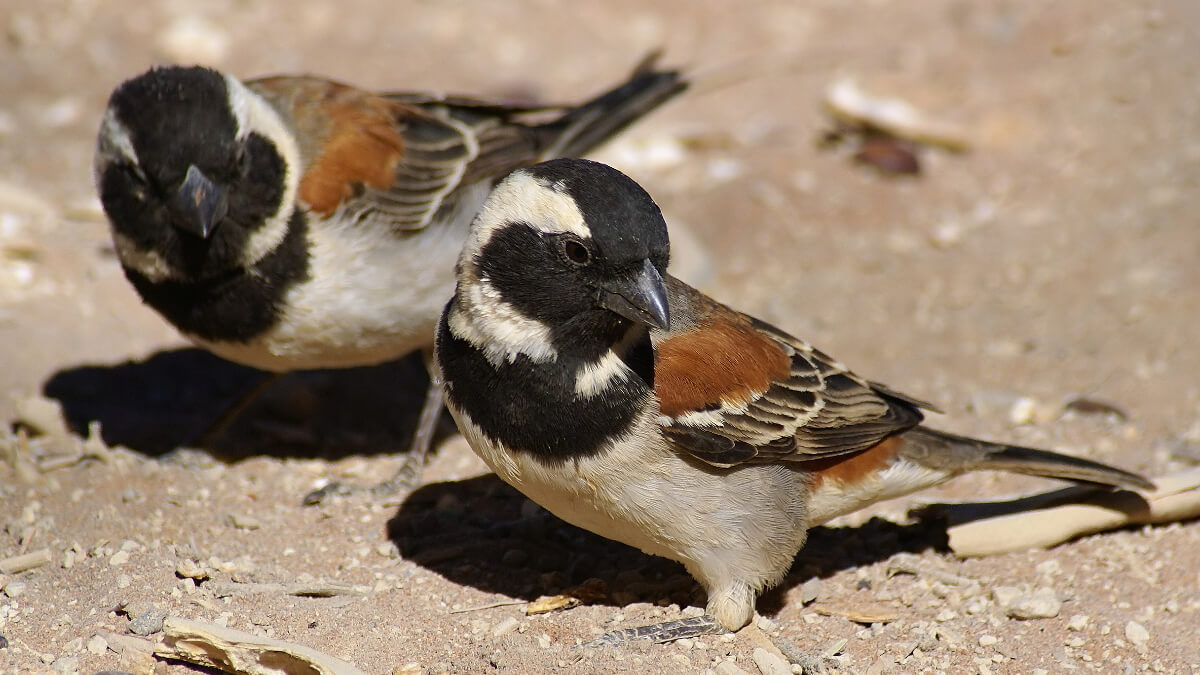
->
xmin=655 ymin=316 xmax=791 ymax=419
xmin=296 ymin=91 xmax=407 ymax=216
xmin=655 ymin=290 xmax=929 ymax=468
xmin=805 ymin=436 xmax=906 ymax=489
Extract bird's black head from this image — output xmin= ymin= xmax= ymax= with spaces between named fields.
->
xmin=95 ymin=65 xmax=296 ymax=282
xmin=458 ymin=158 xmax=671 ymax=356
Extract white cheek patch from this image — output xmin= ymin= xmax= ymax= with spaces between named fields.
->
xmin=94 ymin=108 xmax=142 ymax=179
xmin=465 ymin=171 xmax=592 ymax=259
xmin=223 ymin=74 xmax=302 ymax=267
xmin=448 ymin=278 xmax=558 ymax=366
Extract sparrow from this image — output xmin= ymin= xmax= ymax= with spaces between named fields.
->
xmin=435 ymin=158 xmax=1154 ymax=644
xmin=93 ymin=57 xmax=686 ymax=496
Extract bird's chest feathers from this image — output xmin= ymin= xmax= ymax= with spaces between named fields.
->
xmin=224 ymin=209 xmax=468 ymax=369
xmin=452 ymin=405 xmax=678 ymax=555
xmin=439 ymin=317 xmax=654 ymax=461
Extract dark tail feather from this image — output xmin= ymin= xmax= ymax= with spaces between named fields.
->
xmin=903 ymin=426 xmax=1155 ymax=491
xmin=541 ymin=52 xmax=688 ymax=159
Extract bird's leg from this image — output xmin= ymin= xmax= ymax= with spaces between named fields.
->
xmin=577 ymin=614 xmax=727 ymax=648
xmin=188 ymin=371 xmax=283 ymax=448
xmin=303 ymin=350 xmax=445 ymax=505
xmin=370 ymin=353 xmax=444 ymax=498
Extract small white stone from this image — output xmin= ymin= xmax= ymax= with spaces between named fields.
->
xmin=1034 ymin=560 xmax=1061 ymax=577
xmin=86 ymin=634 xmax=107 ymax=655
xmin=755 ymin=615 xmax=781 ymax=632
xmin=3 ymin=579 xmax=27 ymax=597
xmin=491 ymin=616 xmax=519 ymax=638
xmin=715 ymin=661 xmax=751 ymax=675
xmin=979 ymin=634 xmax=998 ymax=646
xmin=930 ymin=222 xmax=964 ymax=248
xmin=752 ymin=647 xmax=791 ymax=675
xmin=109 ymin=550 xmax=130 ymax=566
xmin=1001 ymin=587 xmax=1061 ymax=619
xmin=156 ymin=14 xmax=231 ymax=64
xmin=1124 ymin=620 xmax=1149 ymax=647
xmin=1008 ymin=397 xmax=1038 ymax=425
xmin=229 ymin=513 xmax=261 ymax=530
xmin=1067 ymin=614 xmax=1089 ymax=631
xmin=991 ymin=586 xmax=1022 ymax=607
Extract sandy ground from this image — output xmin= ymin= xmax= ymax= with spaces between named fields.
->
xmin=2 ymin=1 xmax=1200 ymax=673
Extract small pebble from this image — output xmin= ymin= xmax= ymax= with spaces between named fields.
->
xmin=175 ymin=558 xmax=209 ymax=580
xmin=995 ymin=586 xmax=1061 ymax=619
xmin=979 ymin=634 xmax=998 ymax=646
xmin=1067 ymin=614 xmax=1090 ymax=631
xmin=109 ymin=550 xmax=130 ymax=566
xmin=1124 ymin=620 xmax=1149 ymax=647
xmin=491 ymin=617 xmax=519 ymax=638
xmin=129 ymin=606 xmax=166 ymax=636
xmin=50 ymin=656 xmax=79 ymax=674
xmin=752 ymin=647 xmax=791 ymax=675
xmin=230 ymin=514 xmax=262 ymax=531
xmin=86 ymin=634 xmax=107 ymax=655
xmin=3 ymin=579 xmax=27 ymax=598
xmin=156 ymin=14 xmax=231 ymax=64
xmin=798 ymin=577 xmax=821 ymax=604
xmin=754 ymin=615 xmax=781 ymax=632
xmin=1008 ymin=397 xmax=1038 ymax=425
xmin=715 ymin=662 xmax=751 ymax=675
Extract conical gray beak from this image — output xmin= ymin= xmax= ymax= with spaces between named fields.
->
xmin=598 ymin=258 xmax=670 ymax=330
xmin=172 ymin=164 xmax=228 ymax=239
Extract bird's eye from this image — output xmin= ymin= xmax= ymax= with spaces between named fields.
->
xmin=563 ymin=239 xmax=591 ymax=265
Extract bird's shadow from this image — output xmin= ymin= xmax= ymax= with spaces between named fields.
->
xmin=39 ymin=347 xmax=441 ymax=461
xmin=387 ymin=473 xmax=952 ymax=617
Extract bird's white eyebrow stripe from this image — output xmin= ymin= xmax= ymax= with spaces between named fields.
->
xmin=467 ymin=171 xmax=592 ymax=252
xmin=94 ymin=108 xmax=141 ymax=174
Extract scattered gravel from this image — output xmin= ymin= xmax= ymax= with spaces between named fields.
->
xmin=1 ymin=1 xmax=1197 ymax=673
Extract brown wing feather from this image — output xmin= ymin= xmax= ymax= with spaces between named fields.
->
xmin=655 ymin=277 xmax=932 ymax=468
xmin=251 ymin=56 xmax=684 ymax=233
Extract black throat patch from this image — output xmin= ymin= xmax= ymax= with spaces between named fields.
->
xmin=437 ymin=308 xmax=655 ymax=463
xmin=123 ymin=209 xmax=311 ymax=344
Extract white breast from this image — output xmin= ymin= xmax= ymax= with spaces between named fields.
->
xmin=446 ymin=401 xmax=813 ymax=597
xmin=192 ymin=184 xmax=488 ymax=371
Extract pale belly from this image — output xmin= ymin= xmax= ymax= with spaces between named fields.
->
xmin=192 ymin=193 xmax=481 ymax=372
xmin=448 ymin=404 xmax=813 ymax=589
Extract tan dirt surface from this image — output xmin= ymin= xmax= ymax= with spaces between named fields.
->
xmin=2 ymin=1 xmax=1198 ymax=673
